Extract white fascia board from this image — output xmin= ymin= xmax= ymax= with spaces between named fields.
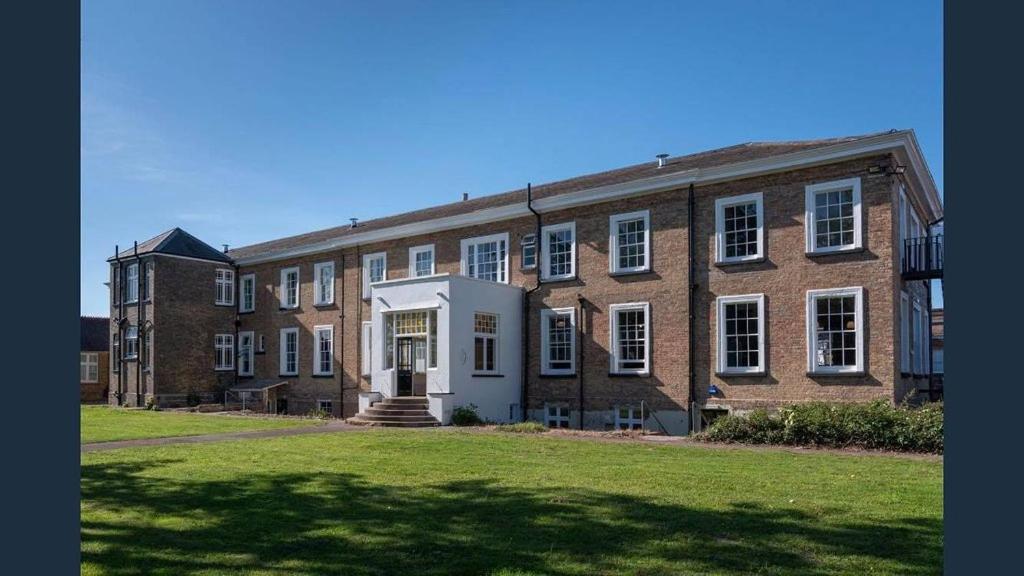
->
xmin=235 ymin=131 xmax=931 ymax=266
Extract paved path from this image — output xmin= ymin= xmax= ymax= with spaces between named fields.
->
xmin=82 ymin=421 xmax=360 ymax=452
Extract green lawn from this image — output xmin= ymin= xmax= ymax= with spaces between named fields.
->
xmin=81 ymin=429 xmax=942 ymax=575
xmin=81 ymin=405 xmax=320 ymax=444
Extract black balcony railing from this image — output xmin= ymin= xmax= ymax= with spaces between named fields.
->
xmin=902 ymin=235 xmax=944 ymax=280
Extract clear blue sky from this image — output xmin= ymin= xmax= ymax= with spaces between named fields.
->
xmin=81 ymin=0 xmax=943 ymax=316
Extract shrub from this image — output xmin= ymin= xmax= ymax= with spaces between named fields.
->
xmin=451 ymin=404 xmax=484 ymax=426
xmin=700 ymin=400 xmax=943 ymax=453
xmin=495 ymin=421 xmax=548 ymax=434
xmin=306 ymin=408 xmax=331 ymax=420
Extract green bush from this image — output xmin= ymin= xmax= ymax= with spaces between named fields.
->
xmin=451 ymin=404 xmax=484 ymax=426
xmin=701 ymin=400 xmax=943 ymax=453
xmin=306 ymin=408 xmax=331 ymax=420
xmin=494 ymin=421 xmax=548 ymax=434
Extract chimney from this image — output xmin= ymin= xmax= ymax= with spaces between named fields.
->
xmin=350 ymin=217 xmax=359 ymax=229
xmin=462 ymin=192 xmax=469 ymax=202
xmin=656 ymin=153 xmax=670 ymax=168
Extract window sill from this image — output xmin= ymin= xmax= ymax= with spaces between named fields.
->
xmin=609 ymin=269 xmax=652 ymax=277
xmin=539 ymin=373 xmax=577 ymax=379
xmin=806 ymin=370 xmax=865 ymax=377
xmin=608 ymin=372 xmax=651 ymax=378
xmin=238 ymin=310 xmax=255 ymax=315
xmin=805 ymin=246 xmax=864 ymax=258
xmin=279 ymin=307 xmax=299 ymax=312
xmin=255 ymin=351 xmax=266 ymax=355
xmin=278 ymin=373 xmax=298 ymax=378
xmin=313 ymin=302 xmax=336 ymax=308
xmin=715 ymin=256 xmax=766 ymax=268
xmin=716 ymin=371 xmax=767 ymax=378
xmin=472 ymin=373 xmax=505 ymax=378
xmin=540 ymin=274 xmax=578 ymax=284
xmin=215 ymin=368 xmax=235 ymax=372
xmin=215 ymin=302 xmax=235 ymax=307
xmin=237 ymin=375 xmax=254 ymax=379
xmin=312 ymin=374 xmax=336 ymax=379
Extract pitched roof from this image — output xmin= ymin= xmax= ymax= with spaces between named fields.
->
xmin=81 ymin=316 xmax=109 ymax=351
xmin=108 ymin=227 xmax=232 ymax=263
xmin=226 ymin=131 xmax=894 ymax=262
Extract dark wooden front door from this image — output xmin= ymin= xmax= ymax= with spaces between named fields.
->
xmin=276 ymin=398 xmax=288 ymax=415
xmin=396 ymin=337 xmax=413 ymax=396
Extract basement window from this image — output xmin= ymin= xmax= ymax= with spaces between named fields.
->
xmin=545 ymin=405 xmax=570 ymax=428
xmin=615 ymin=405 xmax=643 ymax=431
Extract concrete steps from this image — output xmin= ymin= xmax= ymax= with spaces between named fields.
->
xmin=347 ymin=396 xmax=440 ymax=428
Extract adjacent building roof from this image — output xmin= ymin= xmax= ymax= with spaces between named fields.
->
xmin=108 ymin=227 xmax=232 ymax=263
xmin=81 ymin=316 xmax=109 ymax=352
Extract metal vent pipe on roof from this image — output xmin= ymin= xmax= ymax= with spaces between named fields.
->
xmin=350 ymin=218 xmax=359 ymax=229
xmin=462 ymin=192 xmax=469 ymax=201
xmin=656 ymin=153 xmax=670 ymax=168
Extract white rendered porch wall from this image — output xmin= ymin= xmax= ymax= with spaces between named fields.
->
xmin=446 ymin=275 xmax=523 ymax=424
xmin=370 ymin=276 xmax=451 ymax=398
xmin=369 ymin=274 xmax=523 ymax=424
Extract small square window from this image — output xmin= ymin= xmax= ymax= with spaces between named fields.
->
xmin=616 ymin=406 xmax=643 ymax=430
xmin=545 ymin=404 xmax=570 ymax=428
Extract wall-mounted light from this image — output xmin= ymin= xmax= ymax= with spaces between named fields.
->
xmin=708 ymin=384 xmax=720 ymax=395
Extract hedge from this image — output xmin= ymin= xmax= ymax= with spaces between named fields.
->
xmin=698 ymin=400 xmax=943 ymax=453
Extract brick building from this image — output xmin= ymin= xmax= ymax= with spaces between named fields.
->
xmin=107 ymin=129 xmax=943 ymax=434
xmin=80 ymin=316 xmax=109 ymax=403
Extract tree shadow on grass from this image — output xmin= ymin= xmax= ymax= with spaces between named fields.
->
xmin=81 ymin=459 xmax=941 ymax=575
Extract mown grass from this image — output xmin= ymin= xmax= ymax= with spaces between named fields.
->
xmin=81 ymin=405 xmax=320 ymax=444
xmin=81 ymin=428 xmax=942 ymax=575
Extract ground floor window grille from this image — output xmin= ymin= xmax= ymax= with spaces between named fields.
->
xmin=545 ymin=405 xmax=570 ymax=428
xmin=615 ymin=405 xmax=643 ymax=430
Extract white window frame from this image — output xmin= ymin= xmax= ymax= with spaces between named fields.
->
xmin=609 ymin=210 xmax=651 ymax=274
xmin=361 ymin=321 xmax=372 ymax=376
xmin=124 ymin=326 xmax=139 ymax=359
xmin=239 ymin=273 xmax=255 ymax=312
xmin=900 ymin=292 xmax=911 ymax=373
xmin=362 ymin=252 xmax=387 ymax=298
xmin=215 ymin=268 xmax=235 ymax=306
xmin=544 ymin=404 xmax=570 ymax=428
xmin=540 ymin=222 xmax=576 ymax=281
xmin=460 ymin=233 xmax=509 ymax=284
xmin=80 ymin=352 xmax=99 ymax=383
xmin=473 ymin=312 xmax=499 ymax=375
xmin=608 ymin=302 xmax=651 ymax=375
xmin=805 ymin=286 xmax=865 ymax=374
xmin=214 ymin=333 xmax=234 ymax=371
xmin=317 ymin=399 xmax=333 ymax=413
xmin=280 ymin=267 xmax=299 ymax=309
xmin=257 ymin=334 xmax=266 ymax=353
xmin=520 ymin=233 xmax=537 ymax=270
xmin=238 ymin=331 xmax=255 ymax=376
xmin=313 ymin=261 xmax=335 ymax=306
xmin=125 ymin=263 xmax=139 ymax=303
xmin=715 ymin=192 xmax=764 ymax=264
xmin=716 ymin=293 xmax=766 ymax=375
xmin=540 ymin=307 xmax=576 ymax=376
xmin=409 ymin=244 xmax=435 ymax=277
xmin=280 ymin=327 xmax=299 ymax=376
xmin=313 ymin=324 xmax=334 ymax=376
xmin=805 ymin=177 xmax=863 ymax=254
xmin=615 ymin=405 xmax=643 ymax=430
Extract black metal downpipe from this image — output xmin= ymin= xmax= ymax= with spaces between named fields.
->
xmin=522 ymin=183 xmax=541 ymax=421
xmin=134 ymin=242 xmax=142 ymax=407
xmin=338 ymin=254 xmax=345 ymax=418
xmin=113 ymin=245 xmax=123 ymax=406
xmin=687 ymin=183 xmax=698 ymax=433
xmin=576 ymin=293 xmax=585 ymax=430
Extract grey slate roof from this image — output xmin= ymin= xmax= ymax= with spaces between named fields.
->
xmin=81 ymin=316 xmax=109 ymax=352
xmin=108 ymin=227 xmax=232 ymax=263
xmin=226 ymin=132 xmax=892 ymax=261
